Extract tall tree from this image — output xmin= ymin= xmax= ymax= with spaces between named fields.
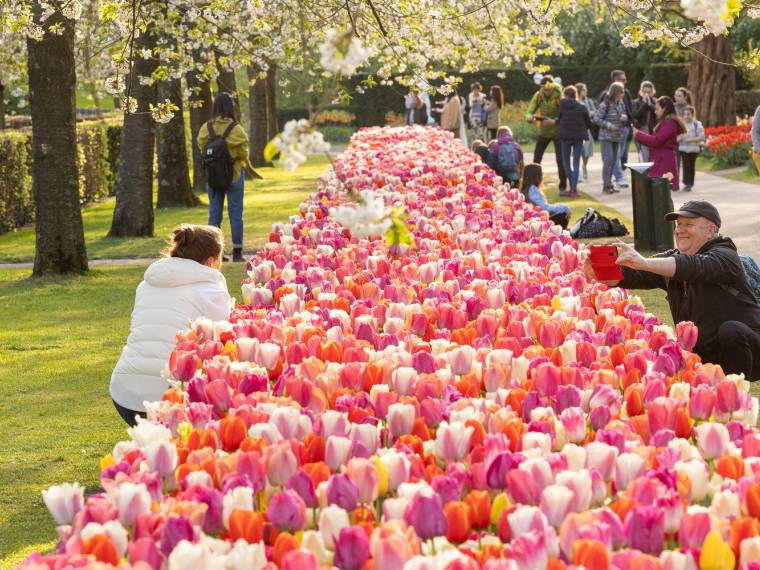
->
xmin=156 ymin=76 xmax=198 ymax=207
xmin=265 ymin=64 xmax=278 ymax=140
xmin=688 ymin=34 xmax=736 ymax=127
xmin=247 ymin=64 xmax=269 ymax=167
xmin=109 ymin=18 xmax=158 ymax=237
xmin=187 ymin=68 xmax=213 ymax=193
xmin=26 ymin=1 xmax=87 ymax=275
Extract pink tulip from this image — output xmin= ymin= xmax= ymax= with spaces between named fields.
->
xmin=325 ymin=436 xmax=353 ymax=471
xmin=624 ymin=506 xmax=664 ymax=554
xmin=234 ymin=337 xmax=259 ymax=362
xmin=281 ymin=550 xmax=318 ymax=570
xmin=266 ymin=441 xmax=299 ymax=486
xmin=334 ymin=526 xmax=370 ymax=570
xmin=676 ymin=321 xmax=698 ymax=351
xmin=255 ymin=342 xmax=281 ymax=370
xmin=716 ymin=381 xmax=740 ymax=415
xmin=380 ymin=451 xmax=411 ymax=491
xmin=555 ymin=470 xmax=592 ymax=513
xmin=678 ymin=510 xmax=711 ymax=549
xmin=502 ymin=529 xmax=548 ymax=570
xmin=506 ymin=468 xmax=541 ymax=505
xmin=346 ymin=458 xmax=379 ymax=504
xmin=695 ymin=422 xmax=730 ymax=460
xmin=203 ymin=379 xmax=231 ymax=415
xmin=614 ymin=453 xmax=646 ymax=493
xmin=387 ymin=403 xmax=415 ymax=438
xmin=540 ymin=485 xmax=574 ymax=528
xmin=585 ymin=442 xmax=618 ymax=482
xmin=109 ymin=482 xmax=152 ymax=526
xmin=449 ymin=346 xmax=475 ymax=375
xmin=320 ymin=410 xmax=350 ymax=438
xmin=370 ymin=522 xmax=418 ymax=569
xmin=391 ymin=367 xmax=417 ymax=396
xmin=559 ymin=407 xmax=586 ymax=444
xmin=42 ymin=483 xmax=84 ymax=525
xmin=350 ymin=423 xmax=379 ymax=456
xmin=267 ymin=489 xmax=307 ymax=532
xmin=434 ymin=421 xmax=473 ymax=462
xmin=168 ymin=350 xmax=200 ymax=382
xmin=144 ymin=441 xmax=178 ymax=478
xmin=539 ymin=321 xmax=564 ymax=348
xmin=689 ymin=384 xmax=716 ymax=421
xmin=128 ymin=537 xmax=162 ymax=569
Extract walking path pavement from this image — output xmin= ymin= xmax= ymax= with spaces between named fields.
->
xmin=541 ymin=148 xmax=760 ymax=260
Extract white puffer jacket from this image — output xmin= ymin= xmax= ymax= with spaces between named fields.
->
xmin=110 ymin=257 xmax=231 ymax=411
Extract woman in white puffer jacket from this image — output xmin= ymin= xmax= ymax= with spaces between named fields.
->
xmin=110 ymin=224 xmax=231 ymax=426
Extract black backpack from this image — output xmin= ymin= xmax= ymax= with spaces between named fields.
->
xmin=202 ymin=120 xmax=237 ymax=195
xmin=570 ymin=208 xmax=629 ymax=239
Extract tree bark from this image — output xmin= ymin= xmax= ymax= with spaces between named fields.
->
xmin=265 ymin=64 xmax=279 ymax=140
xmin=0 ymin=82 xmax=5 ymax=129
xmin=156 ymin=77 xmax=198 ymax=207
xmin=687 ymin=35 xmax=736 ymax=128
xmin=108 ymin=21 xmax=158 ymax=237
xmin=247 ymin=65 xmax=270 ymax=167
xmin=186 ymin=69 xmax=213 ymax=193
xmin=26 ymin=3 xmax=88 ymax=275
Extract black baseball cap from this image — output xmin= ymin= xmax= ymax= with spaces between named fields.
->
xmin=664 ymin=200 xmax=721 ymax=229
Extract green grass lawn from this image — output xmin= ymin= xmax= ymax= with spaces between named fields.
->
xmin=0 ymin=156 xmax=333 ymax=264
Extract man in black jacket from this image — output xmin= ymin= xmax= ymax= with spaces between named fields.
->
xmin=584 ymin=200 xmax=760 ymax=379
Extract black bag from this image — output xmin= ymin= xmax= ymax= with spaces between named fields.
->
xmin=202 ymin=120 xmax=237 ymax=195
xmin=570 ymin=208 xmax=629 ymax=239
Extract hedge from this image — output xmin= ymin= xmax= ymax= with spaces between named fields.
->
xmin=0 ymin=120 xmax=122 ymax=235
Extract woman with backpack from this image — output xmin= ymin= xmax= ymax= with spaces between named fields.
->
xmin=633 ymin=95 xmax=686 ymax=191
xmin=594 ymin=82 xmax=628 ymax=194
xmin=677 ymin=105 xmax=706 ymax=192
xmin=483 ymin=85 xmax=504 ymax=141
xmin=110 ymin=224 xmax=231 ymax=426
xmin=488 ymin=125 xmax=524 ymax=185
xmin=557 ymin=85 xmax=592 ymax=197
xmin=576 ymin=83 xmax=596 ymax=181
xmin=519 ymin=163 xmax=570 ymax=228
xmin=197 ymin=92 xmax=254 ymax=262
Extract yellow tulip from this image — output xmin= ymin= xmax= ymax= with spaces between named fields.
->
xmin=374 ymin=456 xmax=389 ymax=497
xmin=699 ymin=530 xmax=735 ymax=570
xmin=99 ymin=453 xmax=116 ymax=471
xmin=490 ymin=492 xmax=510 ymax=526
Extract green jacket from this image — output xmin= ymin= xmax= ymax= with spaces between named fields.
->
xmin=525 ymin=85 xmax=562 ymax=138
xmin=197 ymin=117 xmax=254 ymax=182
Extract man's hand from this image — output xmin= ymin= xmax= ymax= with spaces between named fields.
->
xmin=615 ymin=242 xmax=648 ymax=270
xmin=583 ymin=249 xmax=621 ymax=287
xmin=542 ymin=118 xmax=556 ymax=126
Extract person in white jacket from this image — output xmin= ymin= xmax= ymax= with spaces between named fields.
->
xmin=110 ymin=224 xmax=231 ymax=425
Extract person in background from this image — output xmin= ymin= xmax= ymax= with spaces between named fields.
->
xmin=404 ymin=89 xmax=419 ymax=126
xmin=457 ymin=90 xmax=469 ymax=147
xmin=519 ymin=162 xmax=571 ymax=228
xmin=526 ymin=75 xmax=567 ymax=194
xmin=583 ymin=200 xmax=760 ymax=380
xmin=576 ymin=82 xmax=596 ymax=181
xmin=471 ymin=139 xmax=492 ymax=166
xmin=594 ymin=82 xmax=628 ymax=194
xmin=599 ymin=70 xmax=633 ymax=188
xmin=439 ymin=87 xmax=463 ymax=138
xmin=488 ymin=125 xmax=524 ymax=185
xmin=557 ymin=85 xmax=592 ymax=197
xmin=674 ymin=87 xmax=693 ymax=117
xmin=197 ymin=92 xmax=255 ymax=262
xmin=677 ymin=105 xmax=705 ymax=192
xmin=631 ymin=80 xmax=657 ymax=162
xmin=634 ymin=95 xmax=686 ymax=191
xmin=468 ymin=82 xmax=487 ymax=141
xmin=110 ymin=224 xmax=231 ymax=426
xmin=752 ymin=104 xmax=760 ymax=173
xmin=483 ymin=85 xmax=504 ymax=141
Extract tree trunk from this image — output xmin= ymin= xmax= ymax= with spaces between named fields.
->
xmin=0 ymin=82 xmax=5 ymax=129
xmin=247 ymin=65 xmax=270 ymax=167
xmin=108 ymin=23 xmax=158 ymax=237
xmin=215 ymin=51 xmax=240 ymax=118
xmin=186 ymin=69 xmax=213 ymax=193
xmin=687 ymin=35 xmax=736 ymax=127
xmin=156 ymin=77 xmax=198 ymax=207
xmin=26 ymin=4 xmax=87 ymax=275
xmin=265 ymin=64 xmax=278 ymax=140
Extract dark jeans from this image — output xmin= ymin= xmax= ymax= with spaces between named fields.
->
xmin=208 ymin=172 xmax=245 ymax=248
xmin=488 ymin=128 xmax=498 ymax=141
xmin=680 ymin=152 xmax=699 ymax=186
xmin=113 ymin=399 xmax=142 ymax=427
xmin=560 ymin=140 xmax=583 ymax=192
xmin=715 ymin=321 xmax=760 ymax=380
xmin=534 ymin=135 xmax=567 ymax=191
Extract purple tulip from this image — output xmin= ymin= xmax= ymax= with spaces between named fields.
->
xmin=589 ymin=406 xmax=611 ymax=431
xmin=334 ymin=526 xmax=370 ymax=570
xmin=183 ymin=485 xmax=223 ymax=533
xmin=404 ymin=494 xmax=447 ymax=540
xmin=286 ymin=471 xmax=317 ymax=508
xmin=159 ymin=515 xmax=196 ymax=556
xmin=412 ymin=351 xmax=436 ymax=374
xmin=624 ymin=506 xmax=664 ymax=554
xmin=326 ymin=474 xmax=359 ymax=511
xmin=267 ymin=489 xmax=306 ymax=532
xmin=432 ymin=475 xmax=460 ymax=505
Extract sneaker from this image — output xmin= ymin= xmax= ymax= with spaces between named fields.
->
xmin=602 ymin=186 xmax=614 ymax=194
xmin=582 ymin=166 xmax=588 ymax=180
xmin=683 ymin=185 xmax=692 ymax=192
xmin=222 ymin=254 xmax=231 ymax=262
xmin=232 ymin=247 xmax=244 ymax=262
xmin=616 ymin=180 xmax=629 ymax=189
xmin=567 ymin=190 xmax=581 ymax=198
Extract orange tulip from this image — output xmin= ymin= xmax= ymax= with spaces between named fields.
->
xmin=175 ymin=463 xmax=201 ymax=486
xmin=716 ymin=455 xmax=745 ymax=480
xmin=411 ymin=417 xmax=431 ymax=441
xmin=227 ymin=509 xmax=264 ymax=544
xmin=320 ymin=340 xmax=343 ymax=363
xmin=624 ymin=385 xmax=644 ymax=417
xmin=465 ymin=490 xmax=491 ymax=530
xmin=609 ymin=496 xmax=635 ymax=526
xmin=547 ymin=559 xmax=569 ymax=570
xmin=444 ymin=501 xmax=472 ymax=544
xmin=746 ymin=482 xmax=760 ymax=519
xmin=396 ymin=435 xmax=424 ymax=457
xmin=82 ymin=534 xmax=120 ymax=565
xmin=161 ymin=387 xmax=185 ymax=404
xmin=465 ymin=419 xmax=486 ymax=450
xmin=674 ymin=406 xmax=693 ymax=439
xmin=239 ymin=437 xmax=267 ymax=454
xmin=573 ymin=539 xmax=610 ymax=570
xmin=186 ymin=428 xmax=218 ymax=452
xmin=220 ymin=416 xmax=247 ymax=452
xmin=302 ymin=433 xmax=325 ymax=464
xmin=272 ymin=532 xmax=299 ymax=567
xmin=730 ymin=516 xmax=760 ymax=556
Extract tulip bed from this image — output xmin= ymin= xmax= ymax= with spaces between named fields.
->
xmin=23 ymin=127 xmax=760 ymax=570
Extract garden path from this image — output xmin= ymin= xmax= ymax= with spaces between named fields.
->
xmin=541 ymin=149 xmax=760 ymax=260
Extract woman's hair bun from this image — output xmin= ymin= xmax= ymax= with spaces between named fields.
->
xmin=164 ymin=224 xmax=223 ymax=264
xmin=174 ymin=225 xmax=195 ymax=246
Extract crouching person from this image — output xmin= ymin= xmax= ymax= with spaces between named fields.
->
xmin=583 ymin=200 xmax=760 ymax=379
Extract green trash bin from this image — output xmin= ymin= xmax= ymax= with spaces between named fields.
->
xmin=628 ymin=163 xmax=675 ymax=252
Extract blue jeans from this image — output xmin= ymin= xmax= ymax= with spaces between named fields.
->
xmin=614 ymin=127 xmax=630 ymax=181
xmin=560 ymin=140 xmax=583 ymax=192
xmin=601 ymin=140 xmax=620 ymax=188
xmin=207 ymin=172 xmax=244 ymax=248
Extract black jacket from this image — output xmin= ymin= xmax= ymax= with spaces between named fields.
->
xmin=631 ymin=97 xmax=656 ymax=131
xmin=556 ymin=98 xmax=592 ymax=141
xmin=619 ymin=237 xmax=760 ymax=360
